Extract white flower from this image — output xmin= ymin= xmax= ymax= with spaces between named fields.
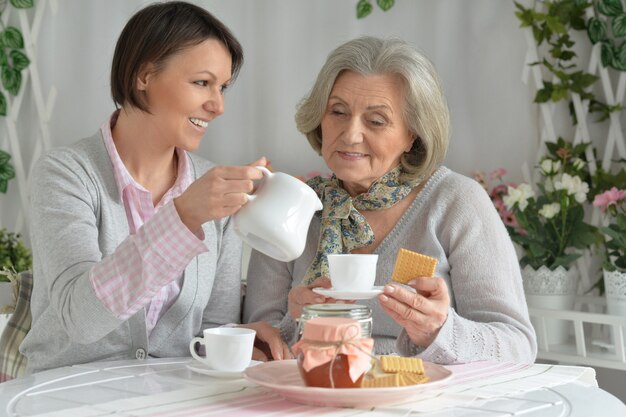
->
xmin=554 ymin=173 xmax=589 ymax=203
xmin=539 ymin=202 xmax=561 ymax=219
xmin=540 ymin=159 xmax=561 ymax=176
xmin=574 ymin=183 xmax=590 ymax=203
xmin=503 ymin=183 xmax=535 ymax=211
xmin=572 ymin=158 xmax=585 ymax=171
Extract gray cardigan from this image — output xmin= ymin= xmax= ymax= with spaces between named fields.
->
xmin=243 ymin=167 xmax=537 ymax=364
xmin=21 ymin=132 xmax=243 ymax=373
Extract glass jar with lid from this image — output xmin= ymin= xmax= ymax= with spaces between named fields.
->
xmin=298 ymin=304 xmax=372 ymax=339
xmin=292 ymin=317 xmax=374 ymax=388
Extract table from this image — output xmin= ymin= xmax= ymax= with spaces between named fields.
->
xmin=0 ymin=358 xmax=624 ymax=417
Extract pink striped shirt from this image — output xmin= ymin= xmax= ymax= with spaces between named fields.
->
xmin=90 ymin=112 xmax=207 ymax=333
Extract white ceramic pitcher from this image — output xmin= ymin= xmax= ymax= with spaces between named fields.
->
xmin=232 ymin=167 xmax=323 ymax=262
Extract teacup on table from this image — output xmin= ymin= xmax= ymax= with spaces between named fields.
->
xmin=189 ymin=327 xmax=256 ymax=372
xmin=327 ymin=254 xmax=378 ymax=291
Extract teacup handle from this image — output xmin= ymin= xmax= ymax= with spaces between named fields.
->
xmin=246 ymin=166 xmax=272 ymax=202
xmin=189 ymin=336 xmax=206 ymax=362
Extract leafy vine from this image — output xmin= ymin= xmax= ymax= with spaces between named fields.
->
xmin=587 ymin=0 xmax=626 ymax=71
xmin=356 ymin=0 xmax=395 ymax=19
xmin=514 ymin=0 xmax=619 ymax=123
xmin=0 ymin=0 xmax=32 ymax=117
xmin=0 ymin=0 xmax=33 ymax=193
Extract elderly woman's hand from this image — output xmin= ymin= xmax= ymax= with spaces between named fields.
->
xmin=238 ymin=321 xmax=293 ymax=361
xmin=287 ymin=277 xmax=335 ymax=319
xmin=378 ymin=277 xmax=450 ymax=348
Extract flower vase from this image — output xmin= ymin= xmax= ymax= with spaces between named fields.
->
xmin=522 ymin=265 xmax=578 ymax=345
xmin=603 ymin=269 xmax=626 ymax=347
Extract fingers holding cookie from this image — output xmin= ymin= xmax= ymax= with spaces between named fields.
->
xmin=407 ymin=276 xmax=448 ymax=298
xmin=379 ymin=284 xmax=448 ymax=347
xmin=380 ymin=248 xmax=449 ymax=347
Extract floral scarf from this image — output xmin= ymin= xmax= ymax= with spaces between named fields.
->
xmin=303 ymin=165 xmax=420 ymax=285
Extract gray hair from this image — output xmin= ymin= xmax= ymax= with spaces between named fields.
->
xmin=295 ymin=36 xmax=450 ymax=181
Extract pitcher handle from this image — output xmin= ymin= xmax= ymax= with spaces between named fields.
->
xmin=246 ymin=166 xmax=272 ymax=202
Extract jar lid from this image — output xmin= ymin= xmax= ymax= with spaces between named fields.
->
xmin=303 ymin=304 xmax=368 ymax=312
xmin=301 ymin=317 xmax=362 ymax=342
xmin=302 ymin=304 xmax=371 ymax=318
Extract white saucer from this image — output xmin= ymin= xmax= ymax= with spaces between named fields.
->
xmin=312 ymin=286 xmax=384 ymax=300
xmin=186 ymin=360 xmax=262 ymax=379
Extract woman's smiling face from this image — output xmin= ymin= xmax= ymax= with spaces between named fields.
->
xmin=320 ymin=71 xmax=414 ymax=196
xmin=137 ymin=38 xmax=233 ymax=151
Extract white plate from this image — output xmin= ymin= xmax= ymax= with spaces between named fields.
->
xmin=244 ymin=359 xmax=452 ymax=408
xmin=186 ymin=360 xmax=262 ymax=379
xmin=312 ymin=286 xmax=384 ymax=300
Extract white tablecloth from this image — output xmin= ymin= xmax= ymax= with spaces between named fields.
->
xmin=0 ymin=358 xmax=623 ymax=417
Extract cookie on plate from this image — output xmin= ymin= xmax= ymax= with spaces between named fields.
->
xmin=360 ymin=356 xmax=430 ymax=388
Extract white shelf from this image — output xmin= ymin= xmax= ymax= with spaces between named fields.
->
xmin=529 ymin=296 xmax=626 ymax=370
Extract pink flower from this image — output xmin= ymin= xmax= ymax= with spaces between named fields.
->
xmin=556 ymin=148 xmax=571 ymax=159
xmin=490 ymin=183 xmax=511 ymax=199
xmin=593 ymin=187 xmax=626 ymax=211
xmin=493 ymin=198 xmax=505 ymax=211
xmin=499 ymin=208 xmax=518 ymax=227
xmin=490 ymin=168 xmax=508 ymax=180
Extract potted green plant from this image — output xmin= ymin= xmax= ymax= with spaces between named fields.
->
xmin=503 ymin=140 xmax=597 ymax=271
xmin=500 ymin=139 xmax=598 ymax=344
xmin=0 ymin=229 xmax=32 ymax=313
xmin=592 ymin=177 xmax=626 ymax=344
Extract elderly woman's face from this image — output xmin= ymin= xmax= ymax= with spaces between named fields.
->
xmin=320 ymin=71 xmax=414 ymax=196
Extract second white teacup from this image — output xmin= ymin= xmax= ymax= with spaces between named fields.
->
xmin=327 ymin=254 xmax=378 ymax=291
xmin=189 ymin=327 xmax=256 ymax=372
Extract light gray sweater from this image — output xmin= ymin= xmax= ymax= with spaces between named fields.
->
xmin=243 ymin=167 xmax=537 ymax=364
xmin=21 ymin=132 xmax=243 ymax=373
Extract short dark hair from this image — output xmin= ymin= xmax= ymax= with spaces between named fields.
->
xmin=110 ymin=1 xmax=243 ymax=111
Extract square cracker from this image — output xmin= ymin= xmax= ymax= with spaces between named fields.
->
xmin=360 ymin=371 xmax=429 ymax=388
xmin=360 ymin=356 xmax=430 ymax=388
xmin=391 ymin=248 xmax=438 ymax=284
xmin=380 ymin=355 xmax=426 ymax=374
xmin=398 ymin=372 xmax=430 ymax=386
xmin=360 ymin=373 xmax=400 ymax=388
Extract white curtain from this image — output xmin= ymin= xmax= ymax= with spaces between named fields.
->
xmin=2 ymin=0 xmax=538 ymax=232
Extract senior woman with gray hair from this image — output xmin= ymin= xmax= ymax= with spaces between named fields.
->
xmin=244 ymin=36 xmax=537 ymax=363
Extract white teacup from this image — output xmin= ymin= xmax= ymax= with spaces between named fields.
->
xmin=327 ymin=254 xmax=379 ymax=291
xmin=232 ymin=167 xmax=323 ymax=262
xmin=189 ymin=327 xmax=256 ymax=372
